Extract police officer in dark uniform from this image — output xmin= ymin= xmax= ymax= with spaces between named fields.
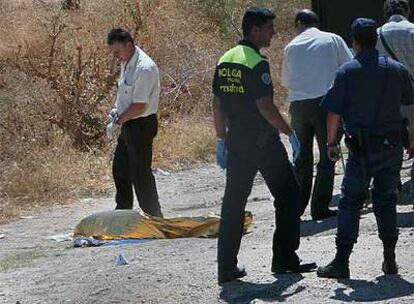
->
xmin=317 ymin=18 xmax=414 ymax=279
xmin=212 ymin=7 xmax=317 ymax=285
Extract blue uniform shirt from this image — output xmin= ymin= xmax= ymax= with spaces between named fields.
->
xmin=321 ymin=49 xmax=414 ymax=137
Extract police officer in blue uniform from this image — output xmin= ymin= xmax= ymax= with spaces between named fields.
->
xmin=212 ymin=8 xmax=316 ymax=285
xmin=317 ymin=18 xmax=414 ymax=279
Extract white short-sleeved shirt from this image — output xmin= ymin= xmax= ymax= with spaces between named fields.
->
xmin=116 ymin=46 xmax=160 ymax=118
xmin=282 ymin=27 xmax=354 ymax=102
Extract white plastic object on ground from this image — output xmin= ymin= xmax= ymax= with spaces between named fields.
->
xmin=48 ymin=234 xmax=73 ymax=242
xmin=115 ymin=253 xmax=128 ymax=266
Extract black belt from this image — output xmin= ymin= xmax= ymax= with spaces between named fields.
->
xmin=123 ymin=114 xmax=157 ymax=126
xmin=345 ymin=128 xmax=402 ymax=153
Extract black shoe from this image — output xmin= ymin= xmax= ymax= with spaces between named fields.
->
xmin=380 ymin=235 xmax=398 ymax=275
xmin=317 ymin=259 xmax=350 ymax=279
xmin=397 ymin=181 xmax=403 ymax=192
xmin=218 ymin=267 xmax=247 ymax=285
xmin=312 ymin=209 xmax=338 ymax=221
xmin=272 ymin=262 xmax=317 ymax=274
xmin=382 ymin=259 xmax=398 ymax=275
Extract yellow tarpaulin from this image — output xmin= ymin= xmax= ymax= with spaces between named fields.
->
xmin=74 ymin=210 xmax=254 ymax=240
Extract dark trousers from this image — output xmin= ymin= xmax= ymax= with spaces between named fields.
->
xmin=338 ymin=139 xmax=402 ymax=244
xmin=112 ymin=114 xmax=162 ymax=217
xmin=289 ymin=97 xmax=335 ymax=216
xmin=217 ymin=139 xmax=301 ymax=274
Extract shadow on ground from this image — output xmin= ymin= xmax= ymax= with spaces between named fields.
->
xmin=397 ymin=211 xmax=414 ymax=228
xmin=332 ymin=275 xmax=414 ymax=302
xmin=300 ymin=189 xmax=414 ymax=237
xmin=300 ymin=216 xmax=337 ymax=237
xmin=399 ymin=180 xmax=414 ymax=207
xmin=300 ymin=208 xmax=413 ymax=236
xmin=219 ymin=274 xmax=304 ymax=303
xmin=300 ymin=205 xmax=374 ymax=238
xmin=299 ymin=194 xmax=341 ymax=237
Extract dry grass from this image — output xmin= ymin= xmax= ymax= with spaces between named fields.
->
xmin=0 ymin=0 xmax=309 ymax=223
xmin=0 ymin=145 xmax=111 ymax=223
xmin=154 ymin=119 xmax=216 ymax=170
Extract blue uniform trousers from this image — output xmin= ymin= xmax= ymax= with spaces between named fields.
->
xmin=338 ymin=138 xmax=402 ymax=244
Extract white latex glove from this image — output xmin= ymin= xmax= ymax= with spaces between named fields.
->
xmin=106 ymin=109 xmax=119 ymax=139
xmin=106 ymin=121 xmax=115 ymax=139
xmin=109 ymin=108 xmax=118 ymax=119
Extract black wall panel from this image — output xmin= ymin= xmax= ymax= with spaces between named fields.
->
xmin=311 ymin=0 xmax=414 ymax=42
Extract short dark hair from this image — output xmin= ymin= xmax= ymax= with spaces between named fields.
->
xmin=107 ymin=28 xmax=134 ymax=45
xmin=295 ymin=9 xmax=319 ymax=27
xmin=242 ymin=7 xmax=276 ymax=37
xmin=384 ymin=0 xmax=410 ymax=19
xmin=353 ymin=31 xmax=378 ymax=49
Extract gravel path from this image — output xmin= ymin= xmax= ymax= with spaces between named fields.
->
xmin=0 ymin=157 xmax=413 ymax=303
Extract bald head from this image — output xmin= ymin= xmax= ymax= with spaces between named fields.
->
xmin=294 ymin=9 xmax=319 ymax=28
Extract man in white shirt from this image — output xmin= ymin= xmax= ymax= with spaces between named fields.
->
xmin=282 ymin=10 xmax=353 ymax=220
xmin=107 ymin=28 xmax=162 ymax=217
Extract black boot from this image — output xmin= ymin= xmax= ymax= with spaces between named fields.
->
xmin=317 ymin=240 xmax=353 ymax=279
xmin=381 ymin=236 xmax=398 ymax=275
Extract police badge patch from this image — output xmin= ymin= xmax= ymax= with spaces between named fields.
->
xmin=261 ymin=73 xmax=271 ymax=85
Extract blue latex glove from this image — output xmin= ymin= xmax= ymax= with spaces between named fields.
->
xmin=216 ymin=139 xmax=227 ymax=170
xmin=289 ymin=131 xmax=301 ymax=163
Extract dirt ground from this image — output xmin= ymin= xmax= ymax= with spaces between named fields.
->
xmin=1 ymin=147 xmax=414 ymax=303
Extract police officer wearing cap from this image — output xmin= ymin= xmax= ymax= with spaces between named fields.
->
xmin=212 ymin=7 xmax=316 ymax=285
xmin=317 ymin=18 xmax=414 ymax=279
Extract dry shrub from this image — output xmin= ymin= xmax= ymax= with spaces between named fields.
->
xmin=2 ymin=2 xmax=134 ymax=149
xmin=0 ymin=0 xmax=309 ymax=223
xmin=0 ymin=67 xmax=111 ymax=223
xmin=0 ymin=0 xmax=151 ymax=222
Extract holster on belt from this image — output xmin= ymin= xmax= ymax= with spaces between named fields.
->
xmin=344 ymin=134 xmax=360 ymax=154
xmin=401 ymin=118 xmax=410 ymax=149
xmin=345 ymin=128 xmax=402 ymax=154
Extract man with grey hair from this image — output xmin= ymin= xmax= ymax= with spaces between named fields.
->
xmin=378 ymin=0 xmax=414 ymax=191
xmin=378 ymin=0 xmax=414 ymax=75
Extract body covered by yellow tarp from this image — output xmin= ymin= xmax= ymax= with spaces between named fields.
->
xmin=74 ymin=210 xmax=253 ymax=240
